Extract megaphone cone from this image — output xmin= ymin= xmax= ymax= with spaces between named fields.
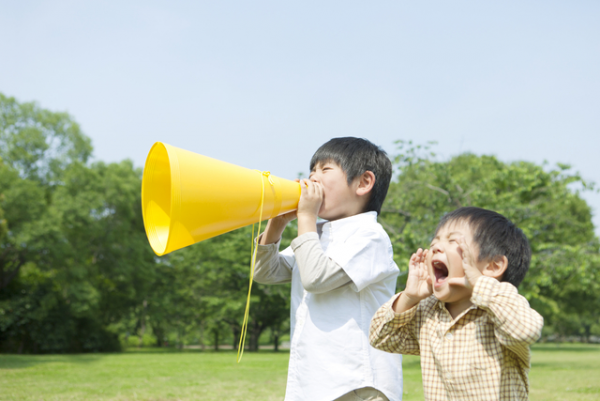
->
xmin=142 ymin=142 xmax=301 ymax=256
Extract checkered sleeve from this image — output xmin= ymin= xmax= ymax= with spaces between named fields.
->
xmin=471 ymin=276 xmax=544 ymax=365
xmin=369 ymin=293 xmax=421 ymax=355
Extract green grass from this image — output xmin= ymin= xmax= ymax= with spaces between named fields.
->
xmin=529 ymin=343 xmax=600 ymax=401
xmin=0 ymin=349 xmax=288 ymax=401
xmin=1 ymin=344 xmax=599 ymax=400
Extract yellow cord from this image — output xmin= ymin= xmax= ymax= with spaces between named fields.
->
xmin=237 ymin=171 xmax=273 ymax=363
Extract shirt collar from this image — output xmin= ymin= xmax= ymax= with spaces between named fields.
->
xmin=435 ymin=299 xmax=479 ymax=321
xmin=321 ymin=211 xmax=378 ymax=232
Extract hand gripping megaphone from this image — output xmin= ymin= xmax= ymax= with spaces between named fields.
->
xmin=141 ymin=142 xmax=301 ymax=256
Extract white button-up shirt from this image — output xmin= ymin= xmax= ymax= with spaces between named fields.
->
xmin=254 ymin=212 xmax=403 ymax=401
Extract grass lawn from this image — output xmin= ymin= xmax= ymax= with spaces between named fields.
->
xmin=1 ymin=343 xmax=599 ymax=400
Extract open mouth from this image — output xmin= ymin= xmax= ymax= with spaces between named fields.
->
xmin=432 ymin=260 xmax=449 ymax=285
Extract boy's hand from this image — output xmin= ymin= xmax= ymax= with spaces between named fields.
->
xmin=296 ymin=179 xmax=323 ymax=236
xmin=297 ymin=179 xmax=323 ymax=218
xmin=403 ymin=248 xmax=433 ymax=303
xmin=270 ymin=210 xmax=298 ymax=226
xmin=447 ymin=237 xmax=482 ymax=290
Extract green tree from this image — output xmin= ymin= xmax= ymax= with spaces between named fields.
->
xmin=0 ymin=93 xmax=92 ymax=184
xmin=1 ymin=93 xmax=156 ymax=352
xmin=150 ymin=222 xmax=293 ymax=352
xmin=0 ymin=93 xmax=92 ymax=291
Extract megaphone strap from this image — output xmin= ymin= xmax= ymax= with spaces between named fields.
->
xmin=237 ymin=170 xmax=274 ymax=363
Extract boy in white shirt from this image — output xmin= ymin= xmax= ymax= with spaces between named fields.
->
xmin=254 ymin=137 xmax=403 ymax=401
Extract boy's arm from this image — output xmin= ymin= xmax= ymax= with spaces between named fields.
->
xmin=452 ymin=238 xmax=543 ymax=364
xmin=253 ymin=236 xmax=294 ymax=284
xmin=471 ymin=276 xmax=543 ymax=364
xmin=259 ymin=212 xmax=297 ymax=245
xmin=292 ymin=232 xmax=352 ymax=293
xmin=369 ymin=293 xmax=421 ymax=355
xmin=370 ymin=249 xmax=433 ymax=354
xmin=254 ymin=215 xmax=298 ymax=285
xmin=287 ymin=179 xmax=352 ymax=293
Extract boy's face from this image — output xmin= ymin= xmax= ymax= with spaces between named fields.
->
xmin=309 ymin=161 xmax=361 ymax=221
xmin=427 ymin=220 xmax=487 ymax=304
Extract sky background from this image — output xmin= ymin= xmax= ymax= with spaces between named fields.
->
xmin=1 ymin=1 xmax=599 ymax=234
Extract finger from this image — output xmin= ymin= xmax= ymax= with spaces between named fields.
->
xmin=304 ymin=179 xmax=315 ymax=197
xmin=409 ymin=253 xmax=418 ymax=269
xmin=415 ymin=248 xmax=423 ymax=259
xmin=419 ymin=264 xmax=429 ymax=283
xmin=419 ymin=253 xmax=428 ymax=273
xmin=447 ymin=277 xmax=469 ymax=288
xmin=313 ymin=182 xmax=324 ymax=199
xmin=298 ymin=180 xmax=306 ymax=197
xmin=457 ymin=237 xmax=475 ymax=267
xmin=300 ymin=178 xmax=309 ymax=191
xmin=410 ymin=249 xmax=422 ymax=267
xmin=421 ymin=249 xmax=431 ymax=271
xmin=419 ymin=248 xmax=427 ymax=264
xmin=456 ymin=236 xmax=467 ymax=255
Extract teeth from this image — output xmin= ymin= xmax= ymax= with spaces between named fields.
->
xmin=432 ymin=261 xmax=447 ymax=271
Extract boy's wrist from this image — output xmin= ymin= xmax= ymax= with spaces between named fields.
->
xmin=260 ymin=219 xmax=287 ymax=245
xmin=403 ymin=292 xmax=427 ymax=307
xmin=393 ymin=292 xmax=421 ymax=314
xmin=470 ymin=275 xmax=496 ymax=307
xmin=297 ymin=213 xmax=318 ymax=236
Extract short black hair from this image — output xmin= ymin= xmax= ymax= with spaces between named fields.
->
xmin=435 ymin=207 xmax=531 ymax=288
xmin=309 ymin=137 xmax=392 ymax=214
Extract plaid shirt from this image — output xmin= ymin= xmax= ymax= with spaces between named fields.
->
xmin=369 ymin=276 xmax=543 ymax=401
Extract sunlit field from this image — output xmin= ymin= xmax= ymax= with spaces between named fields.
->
xmin=1 ymin=343 xmax=598 ymax=400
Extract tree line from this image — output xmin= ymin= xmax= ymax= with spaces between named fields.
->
xmin=1 ymin=93 xmax=599 ymax=353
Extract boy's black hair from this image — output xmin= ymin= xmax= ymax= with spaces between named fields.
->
xmin=435 ymin=207 xmax=531 ymax=288
xmin=309 ymin=137 xmax=392 ymax=215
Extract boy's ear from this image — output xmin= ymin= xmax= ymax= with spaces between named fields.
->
xmin=482 ymin=255 xmax=508 ymax=280
xmin=355 ymin=171 xmax=376 ymax=196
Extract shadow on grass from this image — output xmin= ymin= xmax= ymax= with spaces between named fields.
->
xmin=122 ymin=347 xmax=290 ymax=355
xmin=0 ymin=353 xmax=103 ymax=369
xmin=532 ymin=343 xmax=600 ymax=353
xmin=1 ymin=348 xmax=292 ymax=371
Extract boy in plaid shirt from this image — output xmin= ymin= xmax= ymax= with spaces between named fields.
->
xmin=370 ymin=207 xmax=543 ymax=400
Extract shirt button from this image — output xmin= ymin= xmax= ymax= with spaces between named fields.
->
xmin=445 ymin=332 xmax=453 ymax=340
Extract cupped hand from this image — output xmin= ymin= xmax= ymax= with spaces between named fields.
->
xmin=297 ymin=179 xmax=323 ymax=218
xmin=447 ymin=237 xmax=482 ymax=290
xmin=404 ymin=248 xmax=433 ymax=302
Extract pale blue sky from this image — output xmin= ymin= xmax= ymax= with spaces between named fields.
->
xmin=1 ymin=1 xmax=599 ymax=234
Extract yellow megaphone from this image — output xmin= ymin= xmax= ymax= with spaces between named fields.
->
xmin=141 ymin=142 xmax=301 ymax=256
